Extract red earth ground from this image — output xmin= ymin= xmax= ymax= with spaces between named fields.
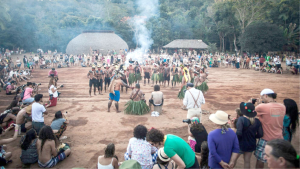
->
xmin=0 ymin=54 xmax=299 ymax=168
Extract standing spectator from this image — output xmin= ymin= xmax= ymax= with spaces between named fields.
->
xmin=236 ymin=102 xmax=263 ymax=169
xmin=208 ymin=110 xmax=239 ymax=169
xmin=23 ymin=55 xmax=27 ymax=68
xmin=254 ymin=89 xmax=285 ymax=168
xmin=31 ymin=94 xmax=48 ymax=134
xmin=16 ymin=57 xmax=21 ymax=70
xmin=264 ymin=139 xmax=299 ymax=169
xmin=146 ymin=129 xmax=199 ymax=169
xmin=97 ymin=143 xmax=119 ymax=169
xmin=34 ymin=55 xmax=39 ymax=69
xmin=124 ymin=125 xmax=157 ymax=169
xmin=259 ymin=56 xmax=265 ymax=67
xmin=183 ymin=83 xmax=205 ymax=121
xmin=283 ymin=99 xmax=299 ymax=142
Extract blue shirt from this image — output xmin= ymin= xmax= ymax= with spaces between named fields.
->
xmin=208 ymin=128 xmax=239 ymax=168
xmin=50 ymin=118 xmax=66 ymax=130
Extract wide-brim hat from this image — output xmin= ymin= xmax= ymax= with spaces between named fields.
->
xmin=158 ymin=148 xmax=170 ymax=162
xmin=240 ymin=102 xmax=257 ymax=117
xmin=209 ymin=110 xmax=229 ymax=125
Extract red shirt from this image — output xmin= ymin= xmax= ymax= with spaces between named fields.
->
xmin=259 ymin=57 xmax=265 ymax=63
xmin=48 ymin=70 xmax=58 ymax=76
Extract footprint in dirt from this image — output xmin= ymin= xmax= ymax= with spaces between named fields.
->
xmin=68 ymin=117 xmax=88 ymax=127
xmin=120 ymin=117 xmax=148 ymax=127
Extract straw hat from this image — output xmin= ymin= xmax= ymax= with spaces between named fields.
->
xmin=158 ymin=148 xmax=170 ymax=162
xmin=209 ymin=110 xmax=228 ymax=125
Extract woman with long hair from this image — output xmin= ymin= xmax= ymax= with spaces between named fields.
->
xmin=50 ymin=111 xmax=68 ymax=139
xmin=20 ymin=129 xmax=38 ymax=165
xmin=200 ymin=141 xmax=209 ymax=169
xmin=37 ymin=126 xmax=71 ymax=168
xmin=97 ymin=143 xmax=119 ymax=169
xmin=47 ymin=78 xmax=62 ymax=108
xmin=283 ymin=99 xmax=299 ymax=142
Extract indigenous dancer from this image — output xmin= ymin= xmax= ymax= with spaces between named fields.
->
xmin=171 ymin=63 xmax=179 ymax=87
xmin=127 ymin=64 xmax=135 ymax=86
xmin=121 ymin=69 xmax=129 ymax=93
xmin=124 ymin=83 xmax=149 ymax=115
xmin=163 ymin=62 xmax=171 ymax=87
xmin=158 ymin=63 xmax=164 ymax=85
xmin=178 ymin=64 xmax=191 ymax=99
xmin=87 ymin=66 xmax=97 ymax=97
xmin=178 ymin=65 xmax=183 ymax=84
xmin=108 ymin=71 xmax=133 ymax=113
xmin=151 ymin=63 xmax=159 ymax=86
xmin=143 ymin=62 xmax=151 ymax=86
xmin=198 ymin=68 xmax=209 ymax=93
xmin=134 ymin=62 xmax=142 ymax=84
xmin=96 ymin=65 xmax=104 ymax=95
xmin=104 ymin=65 xmax=112 ymax=92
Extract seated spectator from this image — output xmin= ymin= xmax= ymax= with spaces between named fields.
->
xmin=22 ymin=82 xmax=35 ymax=104
xmin=187 ymin=117 xmax=207 ymax=153
xmin=97 ymin=143 xmax=119 ymax=169
xmin=290 ymin=66 xmax=298 ymax=74
xmin=0 ymin=109 xmax=17 ymax=130
xmin=50 ymin=111 xmax=68 ymax=139
xmin=20 ymin=129 xmax=38 ymax=165
xmin=199 ymin=141 xmax=209 ymax=169
xmin=0 ymin=125 xmax=20 ymax=166
xmin=6 ymin=94 xmax=21 ymax=110
xmin=16 ymin=107 xmax=32 ymax=134
xmin=264 ymin=139 xmax=299 ymax=169
xmin=283 ymin=99 xmax=299 ymax=142
xmin=152 ymin=148 xmax=175 ymax=169
xmin=32 ymin=94 xmax=48 ymax=134
xmin=46 ymin=78 xmax=62 ymax=108
xmin=236 ymin=102 xmax=263 ymax=169
xmin=146 ymin=129 xmax=199 ymax=169
xmin=37 ymin=126 xmax=71 ymax=168
xmin=124 ymin=125 xmax=157 ymax=169
xmin=5 ymin=81 xmax=16 ymax=95
xmin=208 ymin=110 xmax=239 ymax=169
xmin=149 ymin=85 xmax=164 ymax=109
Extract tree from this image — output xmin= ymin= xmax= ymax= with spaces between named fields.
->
xmin=240 ymin=22 xmax=286 ymax=54
xmin=0 ymin=2 xmax=11 ymax=30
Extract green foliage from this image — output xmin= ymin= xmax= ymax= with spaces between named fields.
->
xmin=240 ymin=22 xmax=286 ymax=53
xmin=207 ymin=43 xmax=217 ymax=54
xmin=124 ymin=100 xmax=150 ymax=115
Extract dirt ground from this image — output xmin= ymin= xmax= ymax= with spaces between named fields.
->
xmin=0 ymin=54 xmax=299 ymax=168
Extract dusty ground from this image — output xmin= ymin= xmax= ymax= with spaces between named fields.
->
xmin=0 ymin=54 xmax=299 ymax=168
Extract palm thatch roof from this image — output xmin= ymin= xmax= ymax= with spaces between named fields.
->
xmin=66 ymin=31 xmax=128 ymax=55
xmin=163 ymin=39 xmax=208 ymax=49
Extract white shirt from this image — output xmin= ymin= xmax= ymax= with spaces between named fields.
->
xmin=49 ymin=85 xmax=58 ymax=97
xmin=32 ymin=102 xmax=46 ymax=122
xmin=183 ymin=88 xmax=205 ymax=109
xmin=34 ymin=56 xmax=39 ymax=61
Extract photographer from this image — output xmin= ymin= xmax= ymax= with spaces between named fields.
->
xmin=0 ymin=125 xmax=20 ymax=166
xmin=22 ymin=82 xmax=39 ymax=104
xmin=5 ymin=81 xmax=16 ymax=95
xmin=185 ymin=117 xmax=208 ymax=153
xmin=48 ymin=68 xmax=58 ymax=86
xmin=183 ymin=83 xmax=205 ymax=122
xmin=47 ymin=78 xmax=63 ymax=108
xmin=50 ymin=111 xmax=68 ymax=139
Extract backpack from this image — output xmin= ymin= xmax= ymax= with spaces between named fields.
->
xmin=20 ymin=90 xmax=25 ymax=100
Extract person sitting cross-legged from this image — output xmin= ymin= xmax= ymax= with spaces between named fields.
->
xmin=124 ymin=84 xmax=149 ymax=115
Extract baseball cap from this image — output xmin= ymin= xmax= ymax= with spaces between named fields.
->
xmin=260 ymin=89 xmax=274 ymax=96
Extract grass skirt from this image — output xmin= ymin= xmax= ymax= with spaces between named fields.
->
xmin=191 ymin=77 xmax=194 ymax=83
xmin=172 ymin=74 xmax=179 ymax=82
xmin=135 ymin=73 xmax=142 ymax=81
xmin=177 ymin=85 xmax=186 ymax=99
xmin=195 ymin=81 xmax=209 ymax=92
xmin=159 ymin=73 xmax=164 ymax=81
xmin=179 ymin=75 xmax=183 ymax=83
xmin=128 ymin=73 xmax=135 ymax=85
xmin=151 ymin=73 xmax=159 ymax=82
xmin=124 ymin=100 xmax=150 ymax=115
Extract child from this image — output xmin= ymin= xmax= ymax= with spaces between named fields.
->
xmin=271 ymin=66 xmax=276 ymax=73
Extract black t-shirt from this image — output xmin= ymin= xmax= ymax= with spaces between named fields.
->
xmin=190 ymin=125 xmax=208 ymax=153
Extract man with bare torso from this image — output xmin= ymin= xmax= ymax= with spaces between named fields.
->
xmin=151 ymin=63 xmax=159 ymax=86
xmin=108 ymin=75 xmax=133 ymax=113
xmin=143 ymin=62 xmax=151 ymax=86
xmin=127 ymin=64 xmax=135 ymax=86
xmin=163 ymin=62 xmax=171 ymax=87
xmin=87 ymin=66 xmax=97 ymax=97
xmin=171 ymin=63 xmax=179 ymax=87
xmin=96 ymin=65 xmax=104 ymax=95
xmin=16 ymin=107 xmax=32 ymax=133
xmin=104 ymin=65 xmax=112 ymax=92
xmin=159 ymin=63 xmax=164 ymax=85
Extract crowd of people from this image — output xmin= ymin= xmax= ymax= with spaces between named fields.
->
xmin=0 ymin=49 xmax=299 ymax=169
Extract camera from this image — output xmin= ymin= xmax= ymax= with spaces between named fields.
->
xmin=183 ymin=119 xmax=191 ymax=124
xmin=50 ymin=74 xmax=54 ymax=77
xmin=252 ymin=99 xmax=257 ymax=104
xmin=60 ymin=84 xmax=64 ymax=87
xmin=49 ymin=94 xmax=53 ymax=100
xmin=32 ymin=83 xmax=41 ymax=86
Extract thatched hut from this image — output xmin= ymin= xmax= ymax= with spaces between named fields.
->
xmin=66 ymin=30 xmax=128 ymax=55
xmin=163 ymin=39 xmax=208 ymax=49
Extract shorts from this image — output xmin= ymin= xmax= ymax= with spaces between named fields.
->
xmin=17 ymin=63 xmax=21 ymax=67
xmin=260 ymin=63 xmax=263 ymax=66
xmin=276 ymin=64 xmax=281 ymax=69
xmin=105 ymin=77 xmax=110 ymax=84
xmin=35 ymin=61 xmax=38 ymax=64
xmin=164 ymin=74 xmax=170 ymax=81
xmin=6 ymin=92 xmax=12 ymax=95
xmin=109 ymin=90 xmax=120 ymax=102
xmin=254 ymin=138 xmax=267 ymax=163
xmin=144 ymin=72 xmax=150 ymax=79
xmin=38 ymin=152 xmax=66 ymax=168
xmin=89 ymin=79 xmax=97 ymax=87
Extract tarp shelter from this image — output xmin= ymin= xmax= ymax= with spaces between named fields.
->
xmin=163 ymin=39 xmax=208 ymax=49
xmin=66 ymin=30 xmax=128 ymax=55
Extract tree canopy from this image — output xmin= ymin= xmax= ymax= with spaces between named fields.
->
xmin=0 ymin=0 xmax=299 ymax=54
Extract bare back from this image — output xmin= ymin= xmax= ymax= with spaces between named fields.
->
xmin=37 ymin=139 xmax=57 ymax=164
